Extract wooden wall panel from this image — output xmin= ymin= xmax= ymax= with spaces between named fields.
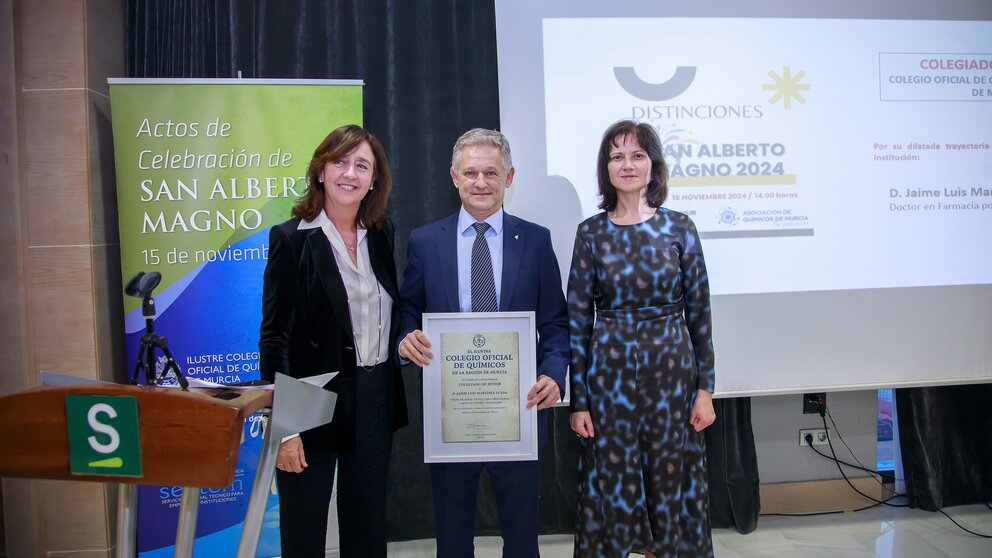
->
xmin=42 ymin=551 xmax=110 ymax=558
xmin=92 ymin=243 xmax=125 ymax=384
xmin=40 ymin=551 xmax=110 ymax=558
xmin=28 ymin=246 xmax=97 ymax=378
xmin=18 ymin=0 xmax=84 ymax=89
xmin=85 ymin=0 xmax=126 ymax=550
xmin=40 ymin=481 xmax=109 ymax=552
xmin=87 ymin=91 xmax=119 ymax=249
xmin=85 ymin=0 xmax=123 ymax=97
xmin=2 ymin=0 xmax=40 ymax=555
xmin=9 ymin=0 xmax=137 ymax=554
xmin=0 ymin=0 xmax=29 ymax=398
xmin=22 ymin=89 xmax=90 ymax=248
xmin=1 ymin=478 xmax=41 ymax=558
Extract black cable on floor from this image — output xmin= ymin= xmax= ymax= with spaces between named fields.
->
xmin=760 ymin=495 xmax=904 ymax=518
xmin=817 ymin=411 xmax=909 ymax=508
xmin=935 ymin=508 xmax=992 ymax=538
xmin=809 ymin=409 xmax=904 ymax=493
xmin=763 ymin=499 xmax=992 ymax=538
xmin=800 ymin=402 xmax=992 ymax=538
xmin=761 ymin=404 xmax=909 ymax=519
xmin=805 ymin=443 xmax=902 ymax=496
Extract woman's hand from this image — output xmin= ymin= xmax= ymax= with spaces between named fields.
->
xmin=570 ymin=411 xmax=595 ymax=438
xmin=689 ymin=389 xmax=716 ymax=432
xmin=276 ymin=436 xmax=308 ymax=473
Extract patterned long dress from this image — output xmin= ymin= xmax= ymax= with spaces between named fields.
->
xmin=568 ymin=208 xmax=715 ymax=558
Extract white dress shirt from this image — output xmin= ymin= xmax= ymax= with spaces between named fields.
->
xmin=456 ymin=207 xmax=503 ymax=312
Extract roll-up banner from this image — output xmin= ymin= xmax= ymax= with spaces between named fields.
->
xmin=109 ymin=78 xmax=362 ymax=557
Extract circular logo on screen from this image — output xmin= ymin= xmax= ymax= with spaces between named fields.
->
xmin=473 ymin=335 xmax=486 ymax=348
xmin=718 ymin=207 xmax=739 ymax=226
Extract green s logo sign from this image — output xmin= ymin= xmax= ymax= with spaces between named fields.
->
xmin=66 ymin=395 xmax=142 ymax=477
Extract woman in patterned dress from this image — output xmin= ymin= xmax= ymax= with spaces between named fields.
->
xmin=568 ymin=120 xmax=717 ymax=558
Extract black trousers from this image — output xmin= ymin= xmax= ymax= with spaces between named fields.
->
xmin=276 ymin=364 xmax=393 ymax=558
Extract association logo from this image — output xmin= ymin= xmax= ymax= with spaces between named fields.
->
xmin=614 ymin=66 xmax=697 ymax=101
xmin=473 ymin=334 xmax=486 ymax=348
xmin=718 ymin=207 xmax=740 ymax=226
xmin=65 ymin=395 xmax=142 ymax=477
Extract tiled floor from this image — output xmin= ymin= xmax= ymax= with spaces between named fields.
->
xmin=382 ymin=503 xmax=992 ymax=557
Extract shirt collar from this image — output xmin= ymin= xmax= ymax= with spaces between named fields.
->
xmin=458 ymin=207 xmax=504 ymax=236
xmin=297 ymin=211 xmax=326 ymax=230
xmin=298 ymin=210 xmax=367 ymax=242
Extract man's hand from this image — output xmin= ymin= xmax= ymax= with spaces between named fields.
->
xmin=276 ymin=436 xmax=308 ymax=473
xmin=526 ymin=374 xmax=560 ymax=411
xmin=399 ymin=330 xmax=433 ymax=366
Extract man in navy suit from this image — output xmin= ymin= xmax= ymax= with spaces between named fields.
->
xmin=398 ymin=128 xmax=569 ymax=557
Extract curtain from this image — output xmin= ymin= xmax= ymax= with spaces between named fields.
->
xmin=127 ymin=0 xmax=760 ymax=538
xmin=896 ymin=384 xmax=992 ymax=511
xmin=706 ymin=398 xmax=759 ymax=533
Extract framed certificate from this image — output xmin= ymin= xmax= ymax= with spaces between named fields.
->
xmin=422 ymin=311 xmax=538 ymax=463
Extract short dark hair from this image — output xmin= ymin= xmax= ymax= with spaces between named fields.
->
xmin=596 ymin=120 xmax=668 ymax=212
xmin=292 ymin=125 xmax=392 ymax=230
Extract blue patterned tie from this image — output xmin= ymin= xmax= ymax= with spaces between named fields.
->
xmin=471 ymin=222 xmax=498 ymax=312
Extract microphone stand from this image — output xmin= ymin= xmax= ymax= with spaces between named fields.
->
xmin=130 ymin=293 xmax=188 ymax=388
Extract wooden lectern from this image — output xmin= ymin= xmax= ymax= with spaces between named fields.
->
xmin=0 ymin=375 xmax=271 ymax=557
xmin=0 ymin=371 xmax=336 ymax=558
xmin=0 ymin=382 xmax=271 ymax=487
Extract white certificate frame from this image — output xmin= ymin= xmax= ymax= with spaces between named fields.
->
xmin=422 ymin=311 xmax=538 ymax=463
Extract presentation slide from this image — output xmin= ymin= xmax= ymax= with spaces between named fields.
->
xmin=542 ymin=18 xmax=991 ymax=296
xmin=495 ymin=0 xmax=992 ymax=396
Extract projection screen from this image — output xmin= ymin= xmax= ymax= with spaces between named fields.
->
xmin=495 ymin=0 xmax=992 ymax=396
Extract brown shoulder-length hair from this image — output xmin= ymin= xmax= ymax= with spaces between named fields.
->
xmin=292 ymin=124 xmax=393 ymax=230
xmin=596 ymin=120 xmax=668 ymax=212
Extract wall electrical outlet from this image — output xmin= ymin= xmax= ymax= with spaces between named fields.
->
xmin=799 ymin=428 xmax=830 ymax=446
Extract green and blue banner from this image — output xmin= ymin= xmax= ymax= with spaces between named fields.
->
xmin=109 ymin=78 xmax=362 ymax=557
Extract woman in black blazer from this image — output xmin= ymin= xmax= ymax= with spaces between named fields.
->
xmin=259 ymin=125 xmax=407 ymax=557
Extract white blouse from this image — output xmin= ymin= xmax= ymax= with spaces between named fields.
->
xmin=298 ymin=211 xmax=393 ymax=368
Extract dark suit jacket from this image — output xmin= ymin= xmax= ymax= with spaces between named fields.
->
xmin=259 ymin=217 xmax=408 ymax=452
xmin=398 ymin=211 xmax=569 ymax=442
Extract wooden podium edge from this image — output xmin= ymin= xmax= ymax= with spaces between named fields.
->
xmin=0 ymin=384 xmax=272 ymax=489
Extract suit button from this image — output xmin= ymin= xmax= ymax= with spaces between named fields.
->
xmin=310 ymin=340 xmax=319 ymax=348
